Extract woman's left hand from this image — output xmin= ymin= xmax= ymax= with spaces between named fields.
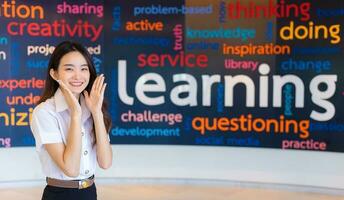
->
xmin=84 ymin=74 xmax=107 ymax=115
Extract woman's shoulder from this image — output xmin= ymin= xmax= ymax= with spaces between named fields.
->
xmin=33 ymin=97 xmax=56 ymax=116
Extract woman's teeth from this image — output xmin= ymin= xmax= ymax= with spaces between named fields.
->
xmin=70 ymin=82 xmax=83 ymax=87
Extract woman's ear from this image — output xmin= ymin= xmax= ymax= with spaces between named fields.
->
xmin=49 ymin=69 xmax=58 ymax=81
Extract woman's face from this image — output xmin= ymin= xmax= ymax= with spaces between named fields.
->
xmin=51 ymin=51 xmax=90 ymax=97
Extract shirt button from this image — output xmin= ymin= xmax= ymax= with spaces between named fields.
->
xmin=84 ymin=150 xmax=88 ymax=156
xmin=81 ymin=132 xmax=85 ymax=136
xmin=85 ymin=170 xmax=89 ymax=174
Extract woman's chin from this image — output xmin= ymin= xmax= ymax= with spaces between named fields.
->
xmin=69 ymin=87 xmax=86 ymax=95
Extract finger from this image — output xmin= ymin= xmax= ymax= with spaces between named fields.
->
xmin=97 ymin=75 xmax=105 ymax=94
xmin=100 ymin=83 xmax=107 ymax=97
xmin=57 ymin=80 xmax=68 ymax=92
xmin=95 ymin=74 xmax=104 ymax=92
xmin=91 ymin=75 xmax=99 ymax=93
xmin=57 ymin=80 xmax=75 ymax=100
xmin=83 ymin=90 xmax=89 ymax=98
xmin=56 ymin=79 xmax=64 ymax=88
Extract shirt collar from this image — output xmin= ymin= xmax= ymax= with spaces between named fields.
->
xmin=54 ymin=88 xmax=91 ymax=123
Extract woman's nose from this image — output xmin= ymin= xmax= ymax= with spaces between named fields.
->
xmin=72 ymin=70 xmax=81 ymax=79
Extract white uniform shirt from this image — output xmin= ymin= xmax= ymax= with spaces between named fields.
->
xmin=30 ymin=88 xmax=97 ymax=180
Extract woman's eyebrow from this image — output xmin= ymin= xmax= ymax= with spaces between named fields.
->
xmin=62 ymin=63 xmax=88 ymax=67
xmin=62 ymin=64 xmax=75 ymax=67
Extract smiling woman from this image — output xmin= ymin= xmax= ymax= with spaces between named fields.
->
xmin=49 ymin=51 xmax=90 ymax=96
xmin=30 ymin=41 xmax=112 ymax=200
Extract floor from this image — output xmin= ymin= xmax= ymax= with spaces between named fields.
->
xmin=0 ymin=184 xmax=343 ymax=200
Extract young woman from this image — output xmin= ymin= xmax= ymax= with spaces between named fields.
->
xmin=30 ymin=41 xmax=112 ymax=200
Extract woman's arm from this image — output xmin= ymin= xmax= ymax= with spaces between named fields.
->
xmin=45 ymin=80 xmax=83 ymax=177
xmin=45 ymin=113 xmax=82 ymax=177
xmin=92 ymin=111 xmax=112 ymax=169
xmin=84 ymin=74 xmax=112 ymax=169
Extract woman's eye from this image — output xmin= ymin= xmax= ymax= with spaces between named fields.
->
xmin=82 ymin=68 xmax=89 ymax=71
xmin=65 ymin=68 xmax=72 ymax=71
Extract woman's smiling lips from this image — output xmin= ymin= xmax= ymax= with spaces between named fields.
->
xmin=69 ymin=81 xmax=84 ymax=87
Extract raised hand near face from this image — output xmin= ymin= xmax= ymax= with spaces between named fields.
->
xmin=57 ymin=80 xmax=82 ymax=116
xmin=83 ymin=74 xmax=107 ymax=115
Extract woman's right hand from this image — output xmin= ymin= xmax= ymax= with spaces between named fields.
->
xmin=57 ymin=80 xmax=82 ymax=116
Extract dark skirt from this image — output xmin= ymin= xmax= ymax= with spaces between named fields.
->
xmin=41 ymin=183 xmax=97 ymax=200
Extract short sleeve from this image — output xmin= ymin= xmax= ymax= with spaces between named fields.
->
xmin=30 ymin=107 xmax=63 ymax=152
